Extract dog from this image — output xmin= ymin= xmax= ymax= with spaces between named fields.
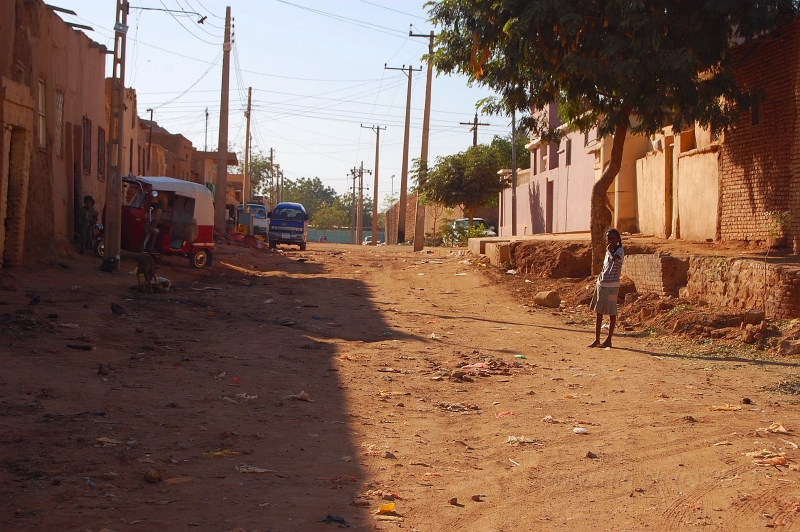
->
xmin=136 ymin=253 xmax=156 ymax=294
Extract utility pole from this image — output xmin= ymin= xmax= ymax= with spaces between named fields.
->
xmin=349 ymin=168 xmax=358 ymax=244
xmin=361 ymin=124 xmax=385 ymax=246
xmin=410 ymin=29 xmax=434 ymax=252
xmin=460 ymin=112 xmax=490 ymax=147
xmin=204 ymin=107 xmax=209 ymax=151
xmin=104 ymin=0 xmax=129 ymax=269
xmin=213 ymin=6 xmax=232 ymax=234
xmin=511 ymin=108 xmax=518 ymax=236
xmin=357 ymin=162 xmax=364 ymax=244
xmin=243 ymin=87 xmax=252 ymax=207
xmin=269 ymin=147 xmax=274 ymax=209
xmin=385 ymin=63 xmax=421 ymax=244
xmin=146 ymin=108 xmax=153 ymax=176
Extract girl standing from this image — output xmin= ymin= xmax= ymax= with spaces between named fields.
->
xmin=589 ymin=228 xmax=624 ymax=348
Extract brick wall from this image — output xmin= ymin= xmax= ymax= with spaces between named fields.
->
xmin=718 ymin=19 xmax=800 ymax=244
xmin=686 ymin=257 xmax=800 ymax=318
xmin=621 ymin=254 xmax=689 ymax=297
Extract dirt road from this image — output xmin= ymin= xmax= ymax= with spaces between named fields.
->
xmin=2 ymin=242 xmax=800 ymax=531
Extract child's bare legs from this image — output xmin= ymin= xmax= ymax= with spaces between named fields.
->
xmin=601 ymin=315 xmax=617 ymax=347
xmin=589 ymin=313 xmax=603 ymax=347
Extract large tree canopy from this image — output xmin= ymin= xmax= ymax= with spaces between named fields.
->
xmin=429 ymin=0 xmax=796 ymax=271
xmin=282 ymin=177 xmax=338 ymax=221
xmin=421 ymin=141 xmax=510 ymax=224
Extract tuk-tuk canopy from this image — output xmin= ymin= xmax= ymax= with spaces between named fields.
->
xmin=139 ymin=176 xmax=215 ymax=226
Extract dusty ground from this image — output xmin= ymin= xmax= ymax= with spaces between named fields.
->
xmin=2 ymin=241 xmax=800 ymax=531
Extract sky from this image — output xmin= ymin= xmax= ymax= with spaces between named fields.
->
xmin=52 ymin=0 xmax=511 ymax=205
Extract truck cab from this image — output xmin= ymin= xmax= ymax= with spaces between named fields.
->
xmin=268 ymin=202 xmax=308 ymax=250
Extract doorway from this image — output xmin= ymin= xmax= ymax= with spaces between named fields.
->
xmin=545 ymin=180 xmax=554 ymax=233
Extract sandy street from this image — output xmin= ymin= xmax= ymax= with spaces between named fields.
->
xmin=1 ymin=242 xmax=800 ymax=531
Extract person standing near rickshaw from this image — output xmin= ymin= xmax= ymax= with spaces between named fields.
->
xmin=78 ymin=195 xmax=98 ymax=254
xmin=142 ymin=201 xmax=163 ymax=253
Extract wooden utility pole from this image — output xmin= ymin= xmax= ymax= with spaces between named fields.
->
xmin=145 ymin=108 xmax=153 ymax=176
xmin=361 ymin=124 xmax=385 ymax=246
xmin=104 ymin=0 xmax=129 ymax=268
xmin=268 ymin=148 xmax=275 ymax=208
xmin=243 ymin=87 xmax=252 ymax=207
xmin=204 ymin=107 xmax=209 ymax=151
xmin=385 ymin=64 xmax=421 ymax=244
xmin=213 ymin=6 xmax=232 ymax=234
xmin=410 ymin=29 xmax=434 ymax=252
xmin=357 ymin=162 xmax=364 ymax=244
xmin=460 ymin=112 xmax=489 ymax=147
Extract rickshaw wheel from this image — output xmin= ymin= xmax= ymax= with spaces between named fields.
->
xmin=93 ymin=240 xmax=105 ymax=258
xmin=189 ymin=249 xmax=209 ymax=269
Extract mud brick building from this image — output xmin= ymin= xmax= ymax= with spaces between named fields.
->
xmin=718 ymin=18 xmax=800 ymax=247
xmin=0 ymin=0 xmax=107 ymax=266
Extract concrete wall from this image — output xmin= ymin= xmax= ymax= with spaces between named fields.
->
xmin=636 ymin=149 xmax=669 ymax=237
xmin=676 ymin=146 xmax=720 ymax=241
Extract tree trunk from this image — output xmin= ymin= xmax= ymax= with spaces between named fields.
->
xmin=590 ymin=110 xmax=630 ymax=274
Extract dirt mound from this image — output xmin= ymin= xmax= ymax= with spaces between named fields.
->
xmin=511 ymin=240 xmax=591 ymax=278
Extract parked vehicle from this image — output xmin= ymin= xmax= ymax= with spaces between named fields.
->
xmin=268 ymin=202 xmax=308 ymax=250
xmin=443 ymin=218 xmax=497 ymax=246
xmin=362 ymin=236 xmax=385 ymax=246
xmin=236 ymin=203 xmax=268 ymax=236
xmin=95 ymin=176 xmax=215 ymax=268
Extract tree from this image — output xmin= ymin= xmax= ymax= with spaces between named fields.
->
xmin=421 ymin=143 xmax=510 ymax=225
xmin=281 ymin=177 xmax=338 ymax=221
xmin=240 ymin=150 xmax=273 ymax=198
xmin=428 ymin=0 xmax=796 ymax=272
xmin=312 ymin=198 xmax=350 ymax=234
xmin=340 ymin=192 xmax=373 ymax=230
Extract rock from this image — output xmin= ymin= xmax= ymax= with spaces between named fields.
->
xmin=471 ymin=494 xmax=484 ymax=502
xmin=144 ymin=470 xmax=161 ymax=483
xmin=778 ymin=339 xmax=800 ymax=356
xmin=710 ymin=329 xmax=724 ymax=339
xmin=639 ymin=307 xmax=653 ymax=321
xmin=741 ymin=331 xmax=757 ymax=344
xmin=678 ymin=287 xmax=689 ymax=299
xmin=449 ymin=497 xmax=459 ymax=505
xmin=383 ymin=451 xmax=396 ymax=459
xmin=742 ymin=397 xmax=752 ymax=404
xmin=533 ymin=290 xmax=561 ymax=308
xmin=618 ymin=277 xmax=636 ymax=299
xmin=656 ymin=300 xmax=675 ymax=312
xmin=586 ymin=451 xmax=598 ymax=459
xmin=743 ymin=309 xmax=765 ymax=325
xmin=625 ymin=292 xmax=640 ymax=304
xmin=451 ymin=370 xmax=466 ymax=380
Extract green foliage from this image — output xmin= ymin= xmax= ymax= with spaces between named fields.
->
xmin=282 ymin=177 xmax=338 ymax=221
xmin=240 ymin=150 xmax=273 ymax=196
xmin=311 ymin=198 xmax=350 ymax=232
xmin=340 ymin=192 xmax=374 ymax=229
xmin=489 ymin=135 xmax=530 ymax=171
xmin=763 ymin=211 xmax=793 ymax=238
xmin=428 ymin=0 xmax=796 ymax=139
xmin=439 ymin=217 xmax=490 ymax=247
xmin=421 ymin=143 xmax=510 ymax=217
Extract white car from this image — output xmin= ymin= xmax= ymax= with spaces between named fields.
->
xmin=444 ymin=218 xmax=496 ymax=246
xmin=363 ymin=236 xmax=383 ymax=245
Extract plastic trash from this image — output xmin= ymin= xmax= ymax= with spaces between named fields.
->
xmin=495 ymin=411 xmax=514 ymax=418
xmin=203 ymin=449 xmax=240 ymax=458
xmin=236 ymin=465 xmax=276 ymax=473
xmin=707 ymin=404 xmax=741 ymax=411
xmin=573 ymin=427 xmax=589 ymax=434
xmin=281 ymin=391 xmax=313 ymax=402
xmin=377 ymin=502 xmax=396 ymax=514
xmin=318 ymin=514 xmax=350 ymax=527
xmin=514 ymin=354 xmax=526 ymax=359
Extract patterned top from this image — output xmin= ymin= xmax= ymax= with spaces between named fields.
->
xmin=597 ymin=246 xmax=624 ymax=288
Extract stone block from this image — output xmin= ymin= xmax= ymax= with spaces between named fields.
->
xmin=467 ymin=238 xmax=509 ymax=256
xmin=484 ymin=242 xmax=511 ymax=267
xmin=533 ymin=290 xmax=561 ymax=308
xmin=743 ymin=309 xmax=766 ymax=325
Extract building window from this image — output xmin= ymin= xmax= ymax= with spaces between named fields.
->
xmin=584 ymin=131 xmax=589 ymax=147
xmin=82 ymin=117 xmax=92 ymax=175
xmin=565 ymin=138 xmax=572 ymax=166
xmin=98 ymin=127 xmax=106 ymax=181
xmin=54 ymin=91 xmax=64 ymax=157
xmin=38 ymin=80 xmax=47 ymax=149
xmin=751 ymin=101 xmax=761 ymax=126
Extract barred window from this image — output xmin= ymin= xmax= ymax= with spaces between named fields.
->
xmin=97 ymin=127 xmax=106 ymax=181
xmin=82 ymin=117 xmax=92 ymax=175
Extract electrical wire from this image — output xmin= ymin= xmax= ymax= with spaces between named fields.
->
xmin=151 ymin=52 xmax=222 ymax=109
xmin=356 ymin=0 xmax=427 ymax=21
xmin=273 ymin=0 xmax=408 ymax=38
xmin=158 ymin=0 xmax=220 ymax=45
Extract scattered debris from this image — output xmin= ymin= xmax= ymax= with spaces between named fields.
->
xmin=707 ymin=404 xmax=741 ymax=411
xmin=318 ymin=514 xmax=350 ymax=527
xmin=281 ymin=391 xmax=313 ymax=402
xmin=504 ymin=436 xmax=541 ymax=446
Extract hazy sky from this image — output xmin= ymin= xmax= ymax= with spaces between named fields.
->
xmin=52 ymin=0 xmax=511 ymax=203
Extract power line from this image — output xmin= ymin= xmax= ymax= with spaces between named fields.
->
xmin=151 ymin=52 xmax=222 ymax=109
xmin=274 ymin=0 xmax=408 ymax=38
xmin=157 ymin=0 xmax=220 ymax=44
xmin=355 ymin=0 xmax=426 ymax=20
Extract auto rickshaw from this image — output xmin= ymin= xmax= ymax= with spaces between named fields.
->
xmin=95 ymin=176 xmax=215 ymax=268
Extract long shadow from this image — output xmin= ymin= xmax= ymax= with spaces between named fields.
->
xmin=619 ymin=346 xmax=800 ymax=368
xmin=0 ymin=247 xmax=411 ymax=531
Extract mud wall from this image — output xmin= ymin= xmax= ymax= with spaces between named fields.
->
xmin=621 ymin=254 xmax=688 ymax=297
xmin=686 ymin=257 xmax=800 ymax=318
